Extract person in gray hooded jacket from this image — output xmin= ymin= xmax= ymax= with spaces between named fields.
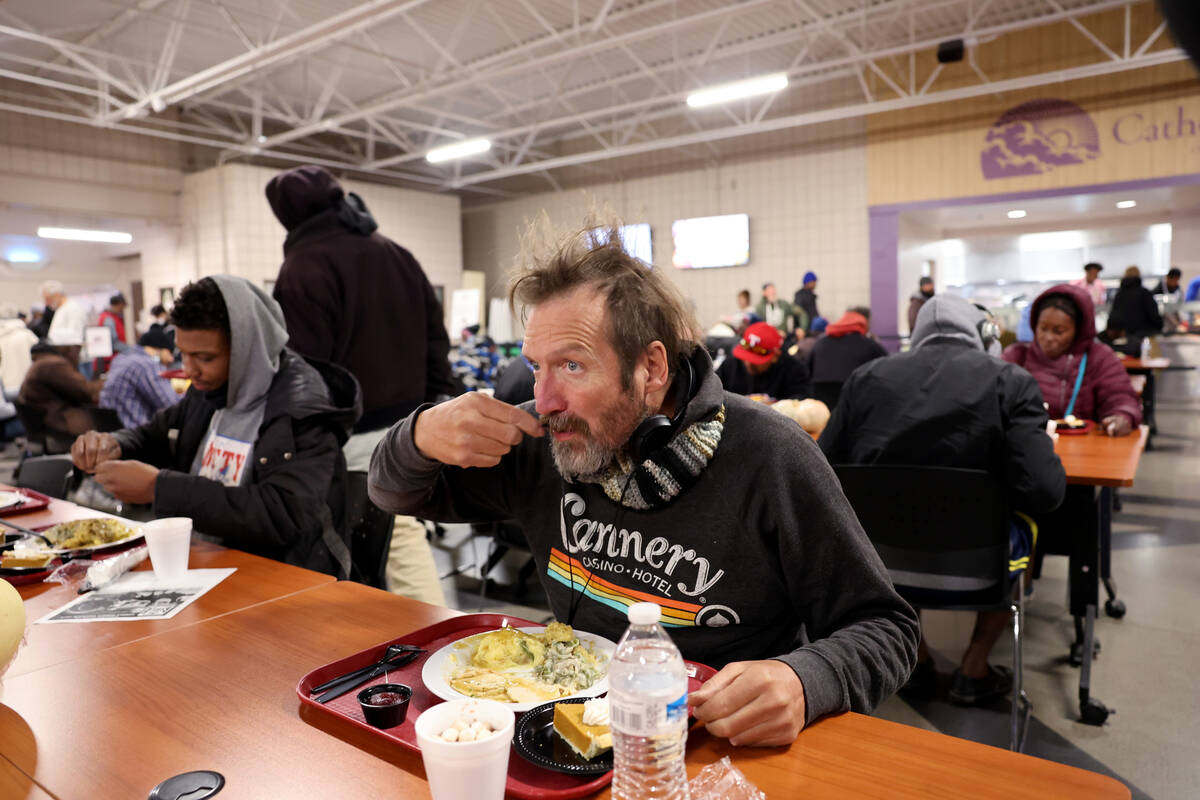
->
xmin=70 ymin=276 xmax=361 ymax=577
xmin=820 ymin=294 xmax=1065 ymax=705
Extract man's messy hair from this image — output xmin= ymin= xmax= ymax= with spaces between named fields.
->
xmin=508 ymin=211 xmax=698 ymax=389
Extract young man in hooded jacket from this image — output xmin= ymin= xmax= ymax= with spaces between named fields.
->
xmin=70 ymin=276 xmax=360 ymax=577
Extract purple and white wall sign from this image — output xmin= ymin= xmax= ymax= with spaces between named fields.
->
xmin=981 ymin=99 xmax=1100 ymax=180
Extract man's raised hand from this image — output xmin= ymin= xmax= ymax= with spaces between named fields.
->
xmin=413 ymin=393 xmax=543 ymax=468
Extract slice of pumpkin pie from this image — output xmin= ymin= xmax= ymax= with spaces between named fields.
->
xmin=553 ymin=697 xmax=613 ymax=760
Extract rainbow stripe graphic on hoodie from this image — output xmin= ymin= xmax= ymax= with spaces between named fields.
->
xmin=546 ymin=547 xmax=701 ymax=627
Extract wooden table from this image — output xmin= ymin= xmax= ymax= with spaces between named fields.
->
xmin=1 ymin=580 xmax=1129 ymax=799
xmin=4 ymin=489 xmax=335 ymax=678
xmin=1119 ymin=355 xmax=1171 ymax=443
xmin=1052 ymin=427 xmax=1147 ymax=725
xmin=1054 ymin=426 xmax=1148 ymax=489
xmin=1 ymin=754 xmax=53 ymax=800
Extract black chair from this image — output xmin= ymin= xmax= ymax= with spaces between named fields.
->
xmin=470 ymin=520 xmax=536 ymax=604
xmin=15 ymin=454 xmax=76 ymax=499
xmin=12 ymin=400 xmax=72 ymax=455
xmin=89 ymin=406 xmax=124 ymax=432
xmin=345 ymin=471 xmax=393 ymax=590
xmin=833 ymin=464 xmax=1030 ymax=752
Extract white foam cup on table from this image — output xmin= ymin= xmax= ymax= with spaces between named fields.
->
xmin=142 ymin=517 xmax=193 ymax=582
xmin=414 ymin=699 xmax=515 ymax=800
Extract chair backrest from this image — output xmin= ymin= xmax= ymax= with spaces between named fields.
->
xmin=12 ymin=400 xmax=47 ymax=446
xmin=15 ymin=454 xmax=76 ymax=499
xmin=89 ymin=406 xmax=124 ymax=433
xmin=344 ymin=471 xmax=393 ymax=589
xmin=833 ymin=464 xmax=1010 ymax=611
xmin=12 ymin=400 xmax=72 ymax=455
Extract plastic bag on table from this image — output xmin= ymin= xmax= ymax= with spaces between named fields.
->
xmin=687 ymin=756 xmax=766 ymax=800
xmin=43 ymin=558 xmax=91 ymax=585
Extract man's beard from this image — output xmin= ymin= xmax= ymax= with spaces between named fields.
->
xmin=541 ymin=393 xmax=649 ymax=478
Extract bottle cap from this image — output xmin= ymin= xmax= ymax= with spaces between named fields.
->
xmin=628 ymin=602 xmax=661 ymax=625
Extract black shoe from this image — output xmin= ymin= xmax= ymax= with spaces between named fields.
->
xmin=899 ymin=659 xmax=936 ymax=700
xmin=948 ymin=665 xmax=1013 ymax=706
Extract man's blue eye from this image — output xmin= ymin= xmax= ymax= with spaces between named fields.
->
xmin=566 ymin=361 xmax=580 ymax=371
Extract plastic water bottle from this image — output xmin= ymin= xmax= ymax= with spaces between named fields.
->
xmin=609 ymin=602 xmax=690 ymax=800
xmin=1140 ymin=335 xmax=1151 ymax=360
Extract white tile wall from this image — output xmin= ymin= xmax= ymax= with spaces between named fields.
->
xmin=462 ymin=119 xmax=870 ymax=336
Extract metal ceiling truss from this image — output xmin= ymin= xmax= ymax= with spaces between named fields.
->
xmin=0 ymin=0 xmax=1186 ymax=196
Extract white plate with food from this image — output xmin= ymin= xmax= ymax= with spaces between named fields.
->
xmin=37 ymin=517 xmax=143 ymax=555
xmin=421 ymin=623 xmax=616 ymax=712
xmin=0 ymin=491 xmax=24 ymax=510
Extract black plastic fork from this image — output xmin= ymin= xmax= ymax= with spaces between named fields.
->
xmin=310 ymin=644 xmax=425 ymax=702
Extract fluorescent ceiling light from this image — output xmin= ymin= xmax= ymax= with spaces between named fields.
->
xmin=426 ymin=138 xmax=491 ymax=164
xmin=1007 ymin=209 xmax=1027 ymax=219
xmin=38 ymin=227 xmax=132 ymax=244
xmin=686 ymin=73 xmax=789 ymax=108
xmin=4 ymin=247 xmax=43 ymax=263
xmin=1116 ymin=200 xmax=1137 ymax=209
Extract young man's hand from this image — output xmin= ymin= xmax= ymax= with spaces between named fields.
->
xmin=71 ymin=432 xmax=121 ymax=472
xmin=94 ymin=460 xmax=159 ymax=504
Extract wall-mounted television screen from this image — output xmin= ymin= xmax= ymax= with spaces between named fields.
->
xmin=671 ymin=214 xmax=749 ymax=269
xmin=590 ymin=223 xmax=653 ymax=265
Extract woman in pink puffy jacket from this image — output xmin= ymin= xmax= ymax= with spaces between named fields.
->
xmin=1003 ymin=283 xmax=1141 ymax=437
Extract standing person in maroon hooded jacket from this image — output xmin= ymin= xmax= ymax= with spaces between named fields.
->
xmin=267 ymin=165 xmax=459 ymax=604
xmin=1002 ymin=284 xmax=1141 ymax=436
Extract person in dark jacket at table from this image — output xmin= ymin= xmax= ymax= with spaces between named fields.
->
xmin=1106 ymin=267 xmax=1163 ymax=348
xmin=69 ymin=276 xmax=361 ymax=577
xmin=807 ymin=308 xmax=887 ymax=409
xmin=716 ymin=321 xmax=811 ymax=400
xmin=18 ymin=343 xmax=101 ymax=440
xmin=1003 ymin=283 xmax=1141 ymax=436
xmin=822 ymin=295 xmax=1065 ymax=705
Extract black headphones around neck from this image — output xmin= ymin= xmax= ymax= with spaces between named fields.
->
xmin=627 ymin=358 xmax=696 ymax=464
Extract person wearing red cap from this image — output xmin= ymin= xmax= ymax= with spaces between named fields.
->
xmin=715 ymin=321 xmax=812 ymax=401
xmin=807 ymin=308 xmax=887 ymax=409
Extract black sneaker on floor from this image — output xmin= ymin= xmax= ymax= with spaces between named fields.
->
xmin=947 ymin=665 xmax=1013 ymax=706
xmin=899 ymin=658 xmax=937 ymax=700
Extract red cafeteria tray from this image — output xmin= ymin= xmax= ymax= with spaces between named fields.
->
xmin=0 ymin=488 xmax=51 ymax=517
xmin=296 ymin=612 xmax=716 ymax=800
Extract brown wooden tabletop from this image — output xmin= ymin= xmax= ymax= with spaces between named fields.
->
xmin=1054 ymin=425 xmax=1148 ymax=487
xmin=1 ymin=580 xmax=1129 ymax=800
xmin=4 ymin=488 xmax=335 ymax=679
xmin=1118 ymin=355 xmax=1170 ymax=371
xmin=0 ymin=754 xmax=53 ymax=800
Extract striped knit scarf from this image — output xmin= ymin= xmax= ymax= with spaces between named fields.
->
xmin=572 ymin=406 xmax=726 ymax=510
